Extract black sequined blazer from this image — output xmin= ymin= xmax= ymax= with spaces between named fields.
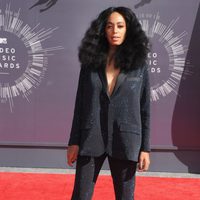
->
xmin=68 ymin=65 xmax=150 ymax=162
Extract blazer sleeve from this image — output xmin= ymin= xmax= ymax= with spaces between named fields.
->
xmin=68 ymin=67 xmax=85 ymax=146
xmin=140 ymin=65 xmax=151 ymax=152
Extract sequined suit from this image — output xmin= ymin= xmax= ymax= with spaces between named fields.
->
xmin=68 ymin=65 xmax=150 ymax=162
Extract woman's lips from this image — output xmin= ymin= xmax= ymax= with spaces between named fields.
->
xmin=111 ymin=36 xmax=120 ymax=41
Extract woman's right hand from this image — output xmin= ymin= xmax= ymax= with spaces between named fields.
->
xmin=67 ymin=145 xmax=79 ymax=167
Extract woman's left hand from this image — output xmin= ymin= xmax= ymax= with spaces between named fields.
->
xmin=138 ymin=151 xmax=150 ymax=172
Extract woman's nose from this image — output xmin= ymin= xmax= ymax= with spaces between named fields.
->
xmin=113 ymin=26 xmax=118 ymax=33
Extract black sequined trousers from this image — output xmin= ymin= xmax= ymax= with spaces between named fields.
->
xmin=70 ymin=153 xmax=137 ymax=200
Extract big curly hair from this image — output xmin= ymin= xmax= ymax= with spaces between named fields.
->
xmin=78 ymin=6 xmax=150 ymax=71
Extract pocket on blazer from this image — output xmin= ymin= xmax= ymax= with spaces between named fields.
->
xmin=119 ymin=123 xmax=140 ymax=135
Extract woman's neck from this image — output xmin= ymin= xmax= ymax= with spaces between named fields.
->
xmin=107 ymin=46 xmax=116 ymax=65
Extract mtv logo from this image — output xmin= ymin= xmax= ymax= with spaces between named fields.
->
xmin=0 ymin=38 xmax=7 ymax=44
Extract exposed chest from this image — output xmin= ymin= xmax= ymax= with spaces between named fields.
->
xmin=84 ymin=67 xmax=143 ymax=99
xmin=105 ymin=68 xmax=120 ymax=96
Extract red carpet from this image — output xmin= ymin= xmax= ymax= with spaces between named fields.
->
xmin=0 ymin=172 xmax=200 ymax=200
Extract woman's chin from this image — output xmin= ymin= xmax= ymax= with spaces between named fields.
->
xmin=110 ymin=42 xmax=122 ymax=47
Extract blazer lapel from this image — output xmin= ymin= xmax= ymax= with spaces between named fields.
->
xmin=98 ymin=68 xmax=128 ymax=98
xmin=98 ymin=68 xmax=109 ymax=97
xmin=111 ymin=71 xmax=127 ymax=97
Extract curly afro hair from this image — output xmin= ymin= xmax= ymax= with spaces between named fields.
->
xmin=78 ymin=6 xmax=150 ymax=72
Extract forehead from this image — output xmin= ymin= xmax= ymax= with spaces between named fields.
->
xmin=107 ymin=12 xmax=126 ymax=23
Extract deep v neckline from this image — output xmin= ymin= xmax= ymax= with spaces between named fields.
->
xmin=104 ymin=67 xmax=121 ymax=97
xmin=98 ymin=67 xmax=127 ymax=99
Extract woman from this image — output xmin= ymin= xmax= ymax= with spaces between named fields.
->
xmin=67 ymin=6 xmax=150 ymax=200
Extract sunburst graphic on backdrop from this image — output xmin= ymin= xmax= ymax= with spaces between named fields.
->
xmin=138 ymin=13 xmax=191 ymax=102
xmin=0 ymin=4 xmax=63 ymax=112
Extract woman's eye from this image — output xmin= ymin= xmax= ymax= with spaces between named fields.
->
xmin=106 ymin=25 xmax=112 ymax=29
xmin=118 ymin=25 xmax=124 ymax=28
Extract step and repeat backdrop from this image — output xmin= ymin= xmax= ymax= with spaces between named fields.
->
xmin=0 ymin=0 xmax=200 ymax=161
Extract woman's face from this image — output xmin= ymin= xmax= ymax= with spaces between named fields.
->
xmin=105 ymin=12 xmax=127 ymax=47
